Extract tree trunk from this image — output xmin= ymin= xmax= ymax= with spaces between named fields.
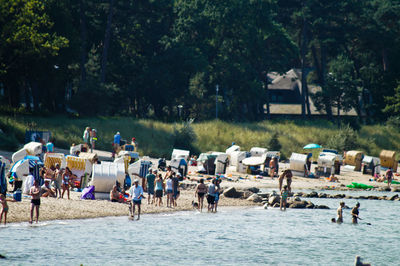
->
xmin=24 ymin=80 xmax=31 ymax=112
xmin=300 ymin=20 xmax=307 ymax=118
xmin=100 ymin=0 xmax=115 ymax=84
xmin=264 ymin=75 xmax=270 ymax=119
xmin=337 ymin=101 xmax=340 ymax=128
xmin=382 ymin=47 xmax=388 ymax=71
xmin=79 ymin=0 xmax=87 ymax=90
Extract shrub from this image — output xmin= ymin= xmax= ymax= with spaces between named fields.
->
xmin=268 ymin=132 xmax=282 ymax=151
xmin=172 ymin=118 xmax=197 ymax=152
xmin=326 ymin=124 xmax=358 ymax=151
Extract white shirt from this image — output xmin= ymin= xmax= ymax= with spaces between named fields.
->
xmin=129 ymin=185 xmax=143 ymax=200
xmin=166 ymin=179 xmax=173 ymax=190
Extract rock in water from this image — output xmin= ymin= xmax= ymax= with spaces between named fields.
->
xmin=391 ymin=187 xmax=400 ymax=192
xmin=289 ymin=201 xmax=307 ymax=209
xmin=263 ymin=203 xmax=268 ymax=209
xmin=309 ymin=191 xmax=318 ymax=198
xmin=314 ymin=205 xmax=330 ymax=209
xmin=268 ymin=195 xmax=281 ymax=206
xmin=389 ymin=194 xmax=399 ymax=201
xmin=247 ymin=194 xmax=263 ymax=203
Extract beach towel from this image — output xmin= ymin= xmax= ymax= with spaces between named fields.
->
xmin=81 ymin=186 xmax=95 ymax=200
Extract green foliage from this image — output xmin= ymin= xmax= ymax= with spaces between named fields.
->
xmin=172 ymin=118 xmax=197 ymax=152
xmin=268 ymin=132 xmax=282 ymax=151
xmin=326 ymin=125 xmax=358 ymax=151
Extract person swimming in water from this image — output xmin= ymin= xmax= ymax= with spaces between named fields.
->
xmin=351 ymin=202 xmax=360 ymax=224
xmin=337 ymin=202 xmax=345 ymax=224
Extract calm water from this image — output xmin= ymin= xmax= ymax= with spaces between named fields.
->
xmin=1 ymin=192 xmax=400 ymax=266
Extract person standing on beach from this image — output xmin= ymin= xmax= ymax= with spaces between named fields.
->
xmin=90 ymin=129 xmax=97 ymax=153
xmin=61 ymin=167 xmax=72 ymax=199
xmin=172 ymin=173 xmax=180 ymax=207
xmin=83 ymin=127 xmax=91 ymax=147
xmin=386 ymin=168 xmax=393 ymax=188
xmin=351 ymin=202 xmax=360 ymax=224
xmin=53 ymin=164 xmax=62 ymax=198
xmin=207 ymin=179 xmax=217 ymax=212
xmin=113 ymin=132 xmax=121 ymax=158
xmin=154 ymin=173 xmax=164 ymax=206
xmin=0 ymin=194 xmax=12 ymax=225
xmin=166 ymin=174 xmax=174 ymax=207
xmin=280 ymin=185 xmax=289 ymax=211
xmin=145 ymin=169 xmax=156 ymax=204
xmin=129 ymin=179 xmax=144 ymax=220
xmin=337 ymin=202 xmax=345 ymax=224
xmin=214 ymin=178 xmax=222 ymax=212
xmin=29 ymin=180 xmax=41 ymax=223
xmin=195 ymin=179 xmax=207 ymax=212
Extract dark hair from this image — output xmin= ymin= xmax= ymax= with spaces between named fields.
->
xmin=199 ymin=179 xmax=204 ymax=184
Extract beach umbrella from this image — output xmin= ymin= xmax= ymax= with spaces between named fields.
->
xmin=303 ymin=143 xmax=322 ymax=149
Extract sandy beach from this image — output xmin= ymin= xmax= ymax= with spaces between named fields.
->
xmin=2 ymin=149 xmax=399 ymax=224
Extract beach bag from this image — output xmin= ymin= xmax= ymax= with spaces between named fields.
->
xmin=81 ymin=186 xmax=95 ymax=200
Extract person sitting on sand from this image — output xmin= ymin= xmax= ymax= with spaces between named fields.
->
xmin=195 ymin=179 xmax=207 ymax=212
xmin=328 ymin=173 xmax=339 ymax=182
xmin=337 ymin=202 xmax=345 ymax=224
xmin=351 ymin=202 xmax=360 ymax=224
xmin=29 ymin=180 xmax=41 ymax=223
xmin=41 ymin=179 xmax=56 ymax=198
xmin=110 ymin=185 xmax=124 ymax=203
xmin=280 ymin=185 xmax=289 ymax=211
xmin=129 ymin=179 xmax=144 ymax=220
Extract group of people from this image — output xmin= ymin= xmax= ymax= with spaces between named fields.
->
xmin=110 ymin=167 xmax=182 ymax=220
xmin=39 ymin=164 xmax=75 ymax=200
xmin=82 ymin=127 xmax=97 ymax=153
xmin=333 ymin=202 xmax=361 ymax=224
xmin=112 ymin=131 xmax=138 ymax=158
xmin=194 ymin=178 xmax=221 ymax=212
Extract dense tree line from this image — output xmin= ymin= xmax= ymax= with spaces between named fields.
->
xmin=0 ymin=0 xmax=399 ymax=122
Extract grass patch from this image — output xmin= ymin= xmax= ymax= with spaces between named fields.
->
xmin=0 ymin=115 xmax=399 ymax=160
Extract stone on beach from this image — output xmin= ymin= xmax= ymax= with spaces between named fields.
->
xmin=268 ymin=195 xmax=281 ymax=206
xmin=247 ymin=194 xmax=263 ymax=203
xmin=245 ymin=187 xmax=260 ymax=193
xmin=223 ymin=187 xmax=241 ymax=198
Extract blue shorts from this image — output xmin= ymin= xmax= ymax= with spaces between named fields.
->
xmin=133 ymin=199 xmax=141 ymax=205
xmin=167 ymin=189 xmax=173 ymax=194
xmin=215 ymin=193 xmax=219 ymax=202
xmin=147 ymin=187 xmax=154 ymax=195
xmin=173 ymin=189 xmax=180 ymax=199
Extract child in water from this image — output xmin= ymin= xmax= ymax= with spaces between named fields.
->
xmin=280 ymin=185 xmax=289 ymax=211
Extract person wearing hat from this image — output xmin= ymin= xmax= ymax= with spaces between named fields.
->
xmin=129 ymin=179 xmax=144 ymax=220
xmin=41 ymin=179 xmax=56 ymax=198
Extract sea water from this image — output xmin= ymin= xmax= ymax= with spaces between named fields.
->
xmin=1 ymin=192 xmax=400 ymax=266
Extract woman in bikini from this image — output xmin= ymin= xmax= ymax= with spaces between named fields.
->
xmin=61 ymin=167 xmax=72 ymax=199
xmin=0 ymin=194 xmax=12 ymax=225
xmin=195 ymin=179 xmax=207 ymax=212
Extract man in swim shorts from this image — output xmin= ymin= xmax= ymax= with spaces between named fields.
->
xmin=129 ymin=179 xmax=144 ymax=220
xmin=29 ymin=180 xmax=41 ymax=223
xmin=351 ymin=202 xmax=360 ymax=224
xmin=145 ymin=169 xmax=156 ymax=204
